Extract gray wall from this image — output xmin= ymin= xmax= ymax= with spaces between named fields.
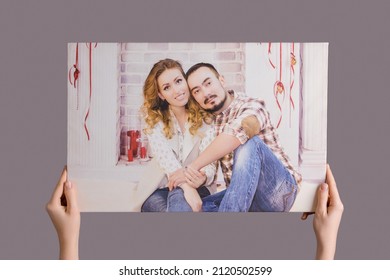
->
xmin=1 ymin=0 xmax=389 ymax=259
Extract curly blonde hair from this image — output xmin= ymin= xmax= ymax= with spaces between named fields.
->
xmin=142 ymin=59 xmax=211 ymax=139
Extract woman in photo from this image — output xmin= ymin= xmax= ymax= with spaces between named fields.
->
xmin=140 ymin=59 xmax=217 ymax=212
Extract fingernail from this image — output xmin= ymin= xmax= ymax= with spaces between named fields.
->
xmin=321 ymin=183 xmax=328 ymax=191
xmin=65 ymin=181 xmax=72 ymax=189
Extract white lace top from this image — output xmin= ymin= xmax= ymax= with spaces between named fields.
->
xmin=146 ymin=112 xmax=217 ymax=189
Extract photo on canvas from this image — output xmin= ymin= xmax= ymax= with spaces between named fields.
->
xmin=67 ymin=42 xmax=328 ymax=212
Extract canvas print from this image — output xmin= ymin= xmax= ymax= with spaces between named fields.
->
xmin=67 ymin=42 xmax=328 ymax=212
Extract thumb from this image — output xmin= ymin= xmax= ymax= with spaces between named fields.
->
xmin=316 ymin=183 xmax=329 ymax=216
xmin=63 ymin=181 xmax=79 ymax=213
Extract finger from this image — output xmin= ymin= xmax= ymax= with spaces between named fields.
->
xmin=301 ymin=212 xmax=314 ymax=220
xmin=63 ymin=181 xmax=79 ymax=213
xmin=185 ymin=167 xmax=197 ymax=177
xmin=326 ymin=164 xmax=342 ymax=205
xmin=168 ymin=177 xmax=175 ymax=189
xmin=186 ymin=178 xmax=195 ymax=188
xmin=172 ymin=179 xmax=183 ymax=189
xmin=184 ymin=171 xmax=194 ymax=182
xmin=187 ymin=166 xmax=203 ymax=178
xmin=50 ymin=167 xmax=68 ymax=203
xmin=178 ymin=178 xmax=187 ymax=186
xmin=316 ymin=183 xmax=329 ymax=216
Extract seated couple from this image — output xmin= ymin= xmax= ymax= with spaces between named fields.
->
xmin=141 ymin=59 xmax=301 ymax=212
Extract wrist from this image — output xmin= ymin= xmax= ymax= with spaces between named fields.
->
xmin=59 ymin=237 xmax=79 ymax=260
xmin=315 ymin=241 xmax=336 ymax=260
xmin=188 ymin=162 xmax=200 ymax=171
xmin=180 ymin=183 xmax=190 ymax=190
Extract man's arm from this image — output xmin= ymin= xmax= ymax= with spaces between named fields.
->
xmin=189 ymin=115 xmax=260 ymax=171
xmin=189 ymin=133 xmax=241 ymax=171
xmin=168 ymin=115 xmax=260 ymax=187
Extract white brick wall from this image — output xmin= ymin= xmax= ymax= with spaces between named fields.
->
xmin=119 ymin=43 xmax=246 ymax=155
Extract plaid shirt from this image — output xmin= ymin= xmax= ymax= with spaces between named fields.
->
xmin=214 ymin=91 xmax=302 ymax=186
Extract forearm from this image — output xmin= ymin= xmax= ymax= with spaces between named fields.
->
xmin=316 ymin=241 xmax=336 ymax=260
xmin=59 ymin=238 xmax=79 ymax=260
xmin=315 ymin=227 xmax=338 ymax=260
xmin=180 ymin=183 xmax=202 ymax=212
xmin=190 ymin=134 xmax=241 ymax=170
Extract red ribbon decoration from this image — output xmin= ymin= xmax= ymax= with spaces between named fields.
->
xmin=273 ymin=43 xmax=285 ymax=128
xmin=267 ymin=43 xmax=296 ymax=128
xmin=68 ymin=43 xmax=80 ymax=109
xmin=289 ymin=43 xmax=296 ymax=127
xmin=83 ymin=43 xmax=98 ymax=141
xmin=268 ymin=43 xmax=276 ymax=69
xmin=290 ymin=43 xmax=296 ymax=109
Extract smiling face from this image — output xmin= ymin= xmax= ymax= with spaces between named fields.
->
xmin=187 ymin=66 xmax=229 ymax=114
xmin=157 ymin=68 xmax=190 ymax=109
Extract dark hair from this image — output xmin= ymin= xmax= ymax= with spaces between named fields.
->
xmin=185 ymin=62 xmax=220 ymax=79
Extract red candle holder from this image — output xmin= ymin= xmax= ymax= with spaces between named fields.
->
xmin=127 ymin=130 xmax=140 ymax=160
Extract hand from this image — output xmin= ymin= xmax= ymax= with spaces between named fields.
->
xmin=184 ymin=166 xmax=206 ymax=189
xmin=301 ymin=164 xmax=344 ymax=260
xmin=168 ymin=168 xmax=187 ymax=190
xmin=46 ymin=167 xmax=80 ymax=260
xmin=180 ymin=183 xmax=203 ymax=212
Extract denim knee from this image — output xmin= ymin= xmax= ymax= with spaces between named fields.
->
xmin=141 ymin=188 xmax=168 ymax=212
xmin=167 ymin=187 xmax=193 ymax=212
xmin=233 ymin=137 xmax=263 ymax=165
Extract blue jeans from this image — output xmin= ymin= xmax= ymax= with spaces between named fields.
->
xmin=141 ymin=185 xmax=211 ymax=212
xmin=202 ymin=137 xmax=298 ymax=212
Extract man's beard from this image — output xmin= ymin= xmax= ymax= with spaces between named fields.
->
xmin=204 ymin=92 xmax=228 ymax=113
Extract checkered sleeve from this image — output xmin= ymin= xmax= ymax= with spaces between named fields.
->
xmin=221 ymin=99 xmax=267 ymax=144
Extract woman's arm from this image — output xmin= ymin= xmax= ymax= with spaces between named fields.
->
xmin=180 ymin=182 xmax=203 ymax=212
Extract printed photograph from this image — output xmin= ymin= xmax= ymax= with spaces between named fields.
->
xmin=67 ymin=42 xmax=328 ymax=212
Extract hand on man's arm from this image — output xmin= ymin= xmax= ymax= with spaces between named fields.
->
xmin=168 ymin=168 xmax=186 ymax=190
xmin=184 ymin=166 xmax=206 ymax=189
xmin=168 ymin=166 xmax=207 ymax=189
